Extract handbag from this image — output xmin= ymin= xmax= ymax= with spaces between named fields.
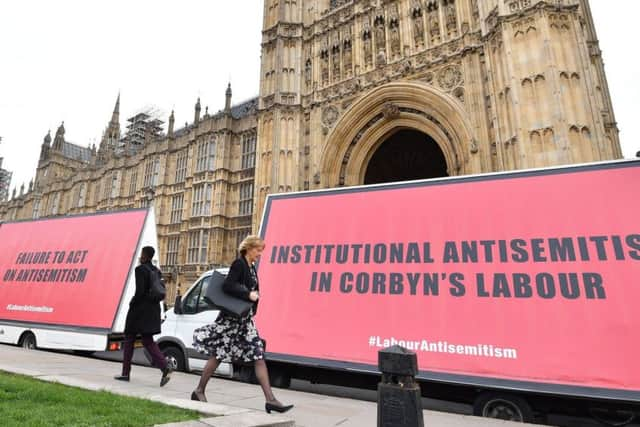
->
xmin=203 ymin=270 xmax=253 ymax=318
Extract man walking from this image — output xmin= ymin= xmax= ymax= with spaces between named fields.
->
xmin=115 ymin=246 xmax=172 ymax=386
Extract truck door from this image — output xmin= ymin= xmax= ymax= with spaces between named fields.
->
xmin=177 ymin=275 xmax=219 ymax=350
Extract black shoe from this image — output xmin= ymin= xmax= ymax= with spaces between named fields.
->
xmin=191 ymin=390 xmax=207 ymax=402
xmin=265 ymin=401 xmax=294 ymax=414
xmin=114 ymin=375 xmax=130 ymax=382
xmin=160 ymin=367 xmax=172 ymax=387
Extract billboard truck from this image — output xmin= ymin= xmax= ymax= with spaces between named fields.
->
xmin=0 ymin=208 xmax=160 ymax=354
xmin=251 ymin=159 xmax=640 ymax=424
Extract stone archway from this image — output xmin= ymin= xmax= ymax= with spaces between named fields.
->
xmin=320 ymin=81 xmax=474 ymax=187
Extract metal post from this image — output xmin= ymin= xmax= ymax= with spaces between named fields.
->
xmin=377 ymin=345 xmax=424 ymax=427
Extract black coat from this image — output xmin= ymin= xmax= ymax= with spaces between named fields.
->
xmin=223 ymin=256 xmax=259 ymax=315
xmin=124 ymin=262 xmax=162 ymax=335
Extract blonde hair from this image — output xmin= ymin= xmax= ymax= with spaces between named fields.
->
xmin=238 ymin=235 xmax=265 ymax=255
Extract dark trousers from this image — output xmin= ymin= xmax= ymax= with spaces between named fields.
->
xmin=121 ymin=334 xmax=167 ymax=376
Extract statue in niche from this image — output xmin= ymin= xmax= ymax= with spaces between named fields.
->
xmin=343 ymin=41 xmax=352 ymax=76
xmin=429 ymin=10 xmax=441 ymax=43
xmin=321 ymin=53 xmax=329 ymax=85
xmin=413 ymin=13 xmax=425 ymax=46
xmin=363 ymin=32 xmax=373 ymax=67
xmin=390 ymin=24 xmax=401 ymax=57
xmin=446 ymin=1 xmax=457 ymax=35
xmin=375 ymin=22 xmax=386 ymax=51
xmin=304 ymin=58 xmax=312 ymax=86
xmin=332 ymin=46 xmax=341 ymax=81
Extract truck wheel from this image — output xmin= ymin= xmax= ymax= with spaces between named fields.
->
xmin=20 ymin=332 xmax=37 ymax=350
xmin=269 ymin=368 xmax=291 ymax=389
xmin=162 ymin=346 xmax=186 ymax=372
xmin=589 ymin=408 xmax=636 ymax=427
xmin=237 ymin=365 xmax=259 ymax=384
xmin=473 ymin=392 xmax=534 ymax=423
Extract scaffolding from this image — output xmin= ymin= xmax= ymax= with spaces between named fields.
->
xmin=118 ymin=108 xmax=165 ymax=155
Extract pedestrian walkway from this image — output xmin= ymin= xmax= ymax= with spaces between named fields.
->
xmin=0 ymin=344 xmax=539 ymax=426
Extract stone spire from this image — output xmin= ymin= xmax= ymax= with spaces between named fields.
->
xmin=111 ymin=93 xmax=120 ymax=125
xmin=52 ymin=122 xmax=65 ymax=151
xmin=168 ymin=110 xmax=175 ymax=137
xmin=98 ymin=94 xmax=122 ymax=162
xmin=194 ymin=97 xmax=201 ymax=124
xmin=43 ymin=130 xmax=51 ymax=146
xmin=225 ymin=83 xmax=232 ymax=112
xmin=29 ymin=179 xmax=33 ymax=192
xmin=40 ymin=130 xmax=52 ymax=161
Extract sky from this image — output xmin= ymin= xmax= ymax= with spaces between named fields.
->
xmin=0 ymin=0 xmax=638 ymax=193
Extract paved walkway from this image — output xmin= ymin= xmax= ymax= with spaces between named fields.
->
xmin=0 ymin=344 xmax=540 ymax=426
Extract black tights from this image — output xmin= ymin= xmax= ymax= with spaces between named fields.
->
xmin=196 ymin=358 xmax=276 ymax=402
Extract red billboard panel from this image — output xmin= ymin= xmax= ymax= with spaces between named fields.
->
xmin=0 ymin=210 xmax=148 ymax=329
xmin=256 ymin=162 xmax=640 ymax=397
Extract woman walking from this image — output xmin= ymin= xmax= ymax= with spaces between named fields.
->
xmin=191 ymin=235 xmax=293 ymax=414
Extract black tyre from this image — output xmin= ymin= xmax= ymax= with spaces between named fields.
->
xmin=236 ymin=364 xmax=259 ymax=384
xmin=269 ymin=368 xmax=291 ymax=389
xmin=20 ymin=332 xmax=37 ymax=350
xmin=162 ymin=346 xmax=186 ymax=372
xmin=473 ymin=392 xmax=534 ymax=423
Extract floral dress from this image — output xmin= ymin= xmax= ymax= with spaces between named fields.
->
xmin=193 ymin=265 xmax=265 ymax=362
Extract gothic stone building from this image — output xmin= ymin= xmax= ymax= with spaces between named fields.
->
xmin=0 ymin=0 xmax=621 ymax=301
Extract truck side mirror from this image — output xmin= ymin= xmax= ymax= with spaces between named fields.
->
xmin=174 ymin=295 xmax=183 ymax=314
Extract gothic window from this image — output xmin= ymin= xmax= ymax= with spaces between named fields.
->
xmin=94 ymin=181 xmax=101 ymax=205
xmin=239 ymin=182 xmax=254 ymax=216
xmin=175 ymin=149 xmax=188 ymax=183
xmin=170 ymin=193 xmax=184 ymax=224
xmin=166 ymin=236 xmax=180 ymax=266
xmin=32 ymin=199 xmax=41 ymax=219
xmin=242 ymin=132 xmax=257 ymax=169
xmin=129 ymin=169 xmax=138 ymax=196
xmin=143 ymin=158 xmax=159 ymax=188
xmin=196 ymin=137 xmax=216 ymax=172
xmin=50 ymin=192 xmax=61 ymax=215
xmin=191 ymin=183 xmax=212 ymax=217
xmin=77 ymin=182 xmax=87 ymax=208
xmin=102 ymin=176 xmax=111 ymax=200
xmin=187 ymin=229 xmax=209 ymax=264
xmin=110 ymin=171 xmax=120 ymax=199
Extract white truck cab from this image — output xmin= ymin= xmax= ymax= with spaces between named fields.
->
xmin=155 ymin=268 xmax=232 ymax=376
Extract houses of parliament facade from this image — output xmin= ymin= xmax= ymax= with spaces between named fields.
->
xmin=0 ymin=0 xmax=622 ymax=302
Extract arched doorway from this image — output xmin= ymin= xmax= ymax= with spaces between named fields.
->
xmin=320 ymin=82 xmax=475 ymax=188
xmin=364 ymin=129 xmax=448 ymax=185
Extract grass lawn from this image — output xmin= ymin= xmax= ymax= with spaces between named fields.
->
xmin=0 ymin=370 xmax=202 ymax=427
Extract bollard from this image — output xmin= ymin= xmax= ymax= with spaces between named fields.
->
xmin=377 ymin=345 xmax=424 ymax=427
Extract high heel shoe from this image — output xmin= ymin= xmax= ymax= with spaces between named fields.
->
xmin=191 ymin=390 xmax=207 ymax=402
xmin=265 ymin=401 xmax=294 ymax=414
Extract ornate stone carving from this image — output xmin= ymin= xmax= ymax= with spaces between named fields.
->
xmin=438 ymin=65 xmax=463 ymax=90
xmin=453 ymin=87 xmax=465 ymax=104
xmin=322 ymin=105 xmax=340 ymax=127
xmin=427 ymin=2 xmax=440 ymax=45
xmin=444 ymin=0 xmax=458 ymax=37
xmin=389 ymin=20 xmax=401 ymax=58
xmin=470 ymin=139 xmax=478 ymax=154
xmin=382 ymin=102 xmax=400 ymax=120
xmin=362 ymin=19 xmax=373 ymax=68
xmin=332 ymin=44 xmax=341 ymax=81
xmin=305 ymin=58 xmax=312 ymax=87
xmin=374 ymin=15 xmax=386 ymax=64
xmin=412 ymin=6 xmax=425 ymax=47
xmin=321 ymin=45 xmax=329 ymax=86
